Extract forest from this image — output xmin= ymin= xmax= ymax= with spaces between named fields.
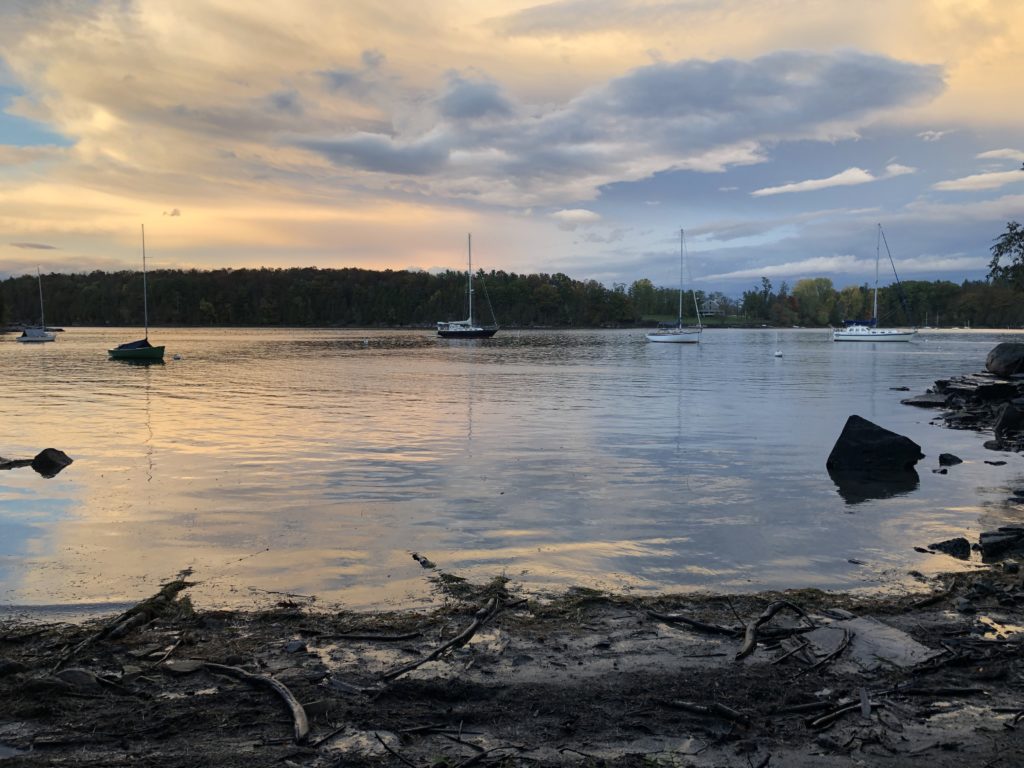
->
xmin=2 ymin=266 xmax=1024 ymax=330
xmin=3 ymin=221 xmax=1023 ymax=329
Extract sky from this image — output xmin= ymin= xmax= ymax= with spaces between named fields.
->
xmin=1 ymin=0 xmax=1022 ymax=295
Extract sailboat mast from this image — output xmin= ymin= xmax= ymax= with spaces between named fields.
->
xmin=873 ymin=223 xmax=880 ymax=324
xmin=467 ymin=233 xmax=473 ymax=324
xmin=37 ymin=267 xmax=45 ymax=329
xmin=678 ymin=229 xmax=684 ymax=325
xmin=141 ymin=223 xmax=149 ymax=340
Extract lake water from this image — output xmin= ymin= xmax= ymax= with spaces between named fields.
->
xmin=2 ymin=327 xmax=1022 ymax=616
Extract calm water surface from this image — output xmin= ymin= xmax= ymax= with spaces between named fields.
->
xmin=2 ymin=327 xmax=1023 ymax=614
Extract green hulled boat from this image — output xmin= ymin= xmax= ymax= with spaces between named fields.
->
xmin=109 ymin=224 xmax=165 ymax=361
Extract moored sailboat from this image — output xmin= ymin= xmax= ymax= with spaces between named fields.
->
xmin=16 ymin=268 xmax=56 ymax=343
xmin=437 ymin=234 xmax=498 ymax=339
xmin=646 ymin=229 xmax=703 ymax=344
xmin=832 ymin=224 xmax=917 ymax=342
xmin=109 ymin=225 xmax=165 ymax=360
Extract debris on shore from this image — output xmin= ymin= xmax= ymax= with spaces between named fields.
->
xmin=2 ymin=567 xmax=1023 ymax=767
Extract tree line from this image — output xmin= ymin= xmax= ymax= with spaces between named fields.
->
xmin=3 ymin=222 xmax=1022 ymax=329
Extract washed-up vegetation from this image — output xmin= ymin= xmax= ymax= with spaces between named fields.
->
xmin=2 ymin=561 xmax=1023 ymax=767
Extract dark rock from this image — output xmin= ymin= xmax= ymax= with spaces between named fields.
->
xmin=938 ymin=453 xmax=963 ymax=466
xmin=0 ymin=658 xmax=28 ymax=677
xmin=954 ymin=597 xmax=976 ymax=614
xmin=978 ymin=528 xmax=1024 ymax=560
xmin=985 ymin=342 xmax=1024 ymax=377
xmin=284 ymin=640 xmax=307 ymax=654
xmin=982 ymin=440 xmax=1004 ymax=451
xmin=993 ymin=402 xmax=1024 ymax=439
xmin=973 ymin=382 xmax=1019 ymax=401
xmin=985 ymin=460 xmax=1007 ymax=466
xmin=901 ymin=393 xmax=949 ymax=408
xmin=1004 ymin=561 xmax=1020 ymax=574
xmin=928 ymin=537 xmax=971 ymax=560
xmin=826 ymin=415 xmax=924 ymax=472
xmin=30 ymin=448 xmax=73 ymax=478
xmin=889 ymin=386 xmax=910 ymax=391
xmin=932 ymin=468 xmax=948 ymax=474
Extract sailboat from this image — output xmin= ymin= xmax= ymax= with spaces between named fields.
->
xmin=16 ymin=268 xmax=56 ymax=343
xmin=646 ymin=229 xmax=703 ymax=343
xmin=108 ymin=224 xmax=165 ymax=360
xmin=437 ymin=233 xmax=498 ymax=339
xmin=832 ymin=224 xmax=917 ymax=342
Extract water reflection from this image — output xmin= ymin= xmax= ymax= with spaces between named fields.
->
xmin=828 ymin=468 xmax=921 ymax=505
xmin=1 ymin=327 xmax=1022 ymax=612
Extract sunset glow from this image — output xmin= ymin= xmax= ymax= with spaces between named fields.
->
xmin=1 ymin=0 xmax=1022 ymax=290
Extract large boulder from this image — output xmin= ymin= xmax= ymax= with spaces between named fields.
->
xmin=826 ymin=415 xmax=924 ymax=472
xmin=985 ymin=342 xmax=1024 ymax=378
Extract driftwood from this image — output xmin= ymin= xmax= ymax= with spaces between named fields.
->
xmin=807 ymin=699 xmax=880 ymax=729
xmin=53 ymin=580 xmax=193 ymax=671
xmin=324 ymin=631 xmax=423 ymax=642
xmin=736 ymin=600 xmax=815 ymax=660
xmin=381 ymin=598 xmax=500 ymax=683
xmin=647 ymin=610 xmax=741 ymax=636
xmin=666 ymin=699 xmax=751 ymax=725
xmin=202 ymin=662 xmax=309 ymax=743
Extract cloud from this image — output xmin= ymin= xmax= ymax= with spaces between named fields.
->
xmin=752 ymin=163 xmax=916 ymax=196
xmin=299 ymin=132 xmax=452 ymax=175
xmin=163 ymin=208 xmax=181 ymax=217
xmin=10 ymin=242 xmax=57 ymax=249
xmin=437 ymin=72 xmax=513 ymax=120
xmin=918 ymin=129 xmax=952 ymax=142
xmin=296 ymin=50 xmax=942 ymax=207
xmin=701 ymin=252 xmax=986 ymax=282
xmin=551 ymin=208 xmax=601 ymax=230
xmin=752 ymin=168 xmax=874 ymax=196
xmin=977 ymin=148 xmax=1024 ymax=163
xmin=933 ymin=168 xmax=1024 ymax=192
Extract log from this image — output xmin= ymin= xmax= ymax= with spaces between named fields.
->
xmin=203 ymin=662 xmax=309 ymax=744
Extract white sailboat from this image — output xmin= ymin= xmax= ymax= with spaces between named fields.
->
xmin=437 ymin=233 xmax=498 ymax=339
xmin=16 ymin=268 xmax=56 ymax=343
xmin=832 ymin=224 xmax=917 ymax=342
xmin=646 ymin=229 xmax=702 ymax=344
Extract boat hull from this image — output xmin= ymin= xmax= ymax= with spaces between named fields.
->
xmin=16 ymin=335 xmax=56 ymax=343
xmin=832 ymin=328 xmax=917 ymax=342
xmin=645 ymin=330 xmax=701 ymax=343
xmin=109 ymin=345 xmax=166 ymax=360
xmin=437 ymin=328 xmax=498 ymax=339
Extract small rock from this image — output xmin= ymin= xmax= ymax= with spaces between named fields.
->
xmin=0 ymin=658 xmax=28 ymax=677
xmin=933 ymin=468 xmax=948 ymax=474
xmin=954 ymin=597 xmax=976 ymax=614
xmin=30 ymin=448 xmax=73 ymax=478
xmin=284 ymin=640 xmax=307 ymax=654
xmin=938 ymin=453 xmax=963 ymax=466
xmin=985 ymin=460 xmax=1007 ymax=466
xmin=927 ymin=537 xmax=971 ymax=560
xmin=1003 ymin=561 xmax=1020 ymax=574
xmin=163 ymin=659 xmax=205 ymax=674
xmin=411 ymin=552 xmax=436 ymax=569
